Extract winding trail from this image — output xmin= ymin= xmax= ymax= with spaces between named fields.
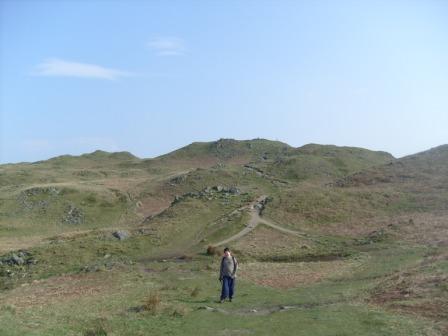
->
xmin=211 ymin=195 xmax=307 ymax=247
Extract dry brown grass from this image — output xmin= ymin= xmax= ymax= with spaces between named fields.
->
xmin=0 ymin=271 xmax=118 ymax=310
xmin=240 ymin=258 xmax=362 ymax=289
xmin=231 ymin=225 xmax=312 ymax=259
xmin=142 ymin=291 xmax=162 ymax=314
xmin=370 ymin=250 xmax=448 ymax=330
xmin=206 ymin=245 xmax=220 ymax=256
xmin=384 ymin=212 xmax=448 ymax=246
xmin=190 ymin=286 xmax=200 ymax=297
xmin=0 ymin=236 xmax=46 ymax=254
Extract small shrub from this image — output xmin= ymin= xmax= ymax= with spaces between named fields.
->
xmin=190 ymin=286 xmax=200 ymax=297
xmin=143 ymin=291 xmax=161 ymax=314
xmin=83 ymin=321 xmax=107 ymax=336
xmin=85 ymin=194 xmax=97 ymax=204
xmin=171 ymin=305 xmax=189 ymax=317
xmin=206 ymin=245 xmax=219 ymax=256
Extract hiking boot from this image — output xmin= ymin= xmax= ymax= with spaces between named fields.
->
xmin=229 ymin=298 xmax=232 ymax=302
xmin=220 ymin=299 xmax=225 ymax=303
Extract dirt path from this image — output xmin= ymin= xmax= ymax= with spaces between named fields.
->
xmin=198 ymin=298 xmax=351 ymax=316
xmin=260 ymin=218 xmax=307 ymax=237
xmin=211 ymin=195 xmax=306 ymax=247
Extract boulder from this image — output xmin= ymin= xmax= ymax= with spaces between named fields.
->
xmin=11 ymin=253 xmax=24 ymax=265
xmin=112 ymin=230 xmax=129 ymax=241
xmin=229 ymin=187 xmax=240 ymax=195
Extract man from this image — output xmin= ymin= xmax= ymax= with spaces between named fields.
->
xmin=219 ymin=247 xmax=238 ymax=303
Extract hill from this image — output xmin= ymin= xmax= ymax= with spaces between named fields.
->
xmin=146 ymin=138 xmax=292 ymax=169
xmin=247 ymin=143 xmax=394 ymax=182
xmin=0 ymin=139 xmax=447 ymax=335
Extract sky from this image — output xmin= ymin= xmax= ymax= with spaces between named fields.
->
xmin=1 ymin=0 xmax=447 ymax=163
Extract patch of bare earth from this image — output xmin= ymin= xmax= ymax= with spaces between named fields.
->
xmin=241 ymin=259 xmax=360 ymax=289
xmin=0 ymin=236 xmax=46 ymax=254
xmin=137 ymin=197 xmax=171 ymax=219
xmin=0 ymin=271 xmax=119 ymax=310
xmin=231 ymin=225 xmax=312 ymax=258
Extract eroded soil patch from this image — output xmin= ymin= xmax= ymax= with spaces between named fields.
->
xmin=240 ymin=258 xmax=362 ymax=289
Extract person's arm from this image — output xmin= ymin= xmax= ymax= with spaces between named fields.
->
xmin=219 ymin=257 xmax=224 ymax=281
xmin=232 ymin=257 xmax=238 ymax=277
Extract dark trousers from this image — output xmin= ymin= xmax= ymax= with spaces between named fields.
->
xmin=220 ymin=276 xmax=235 ymax=300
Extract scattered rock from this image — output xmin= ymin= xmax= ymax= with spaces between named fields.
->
xmin=279 ymin=305 xmax=296 ymax=311
xmin=170 ymin=185 xmax=242 ymax=205
xmin=0 ymin=250 xmax=34 ymax=266
xmin=11 ymin=254 xmax=24 ymax=265
xmin=198 ymin=306 xmax=218 ymax=312
xmin=62 ymin=204 xmax=84 ymax=225
xmin=23 ymin=186 xmax=60 ymax=197
xmin=170 ymin=174 xmax=187 ymax=184
xmin=229 ymin=187 xmax=240 ymax=195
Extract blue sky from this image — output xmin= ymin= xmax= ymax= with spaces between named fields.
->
xmin=1 ymin=0 xmax=447 ymax=163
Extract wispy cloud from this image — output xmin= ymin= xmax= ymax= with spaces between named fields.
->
xmin=147 ymin=36 xmax=186 ymax=56
xmin=33 ymin=58 xmax=133 ymax=80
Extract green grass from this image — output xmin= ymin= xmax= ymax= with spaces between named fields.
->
xmin=0 ymin=243 xmax=441 ymax=336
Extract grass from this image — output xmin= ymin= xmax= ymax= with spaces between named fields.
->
xmin=0 ymin=243 xmax=441 ymax=336
xmin=1 ymin=139 xmax=448 ymax=335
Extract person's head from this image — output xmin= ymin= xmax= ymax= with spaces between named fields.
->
xmin=223 ymin=247 xmax=231 ymax=257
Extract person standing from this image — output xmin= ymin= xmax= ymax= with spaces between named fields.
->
xmin=219 ymin=247 xmax=238 ymax=303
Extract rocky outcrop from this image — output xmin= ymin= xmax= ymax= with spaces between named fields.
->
xmin=170 ymin=185 xmax=242 ymax=206
xmin=0 ymin=250 xmax=37 ymax=266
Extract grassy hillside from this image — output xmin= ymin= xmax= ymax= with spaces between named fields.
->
xmin=151 ymin=138 xmax=292 ymax=169
xmin=0 ymin=139 xmax=447 ymax=335
xmin=248 ymin=144 xmax=394 ymax=182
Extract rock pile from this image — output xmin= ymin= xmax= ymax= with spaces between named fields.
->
xmin=0 ymin=250 xmax=37 ymax=267
xmin=62 ymin=204 xmax=84 ymax=225
xmin=17 ymin=186 xmax=61 ymax=211
xmin=171 ymin=185 xmax=241 ymax=205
